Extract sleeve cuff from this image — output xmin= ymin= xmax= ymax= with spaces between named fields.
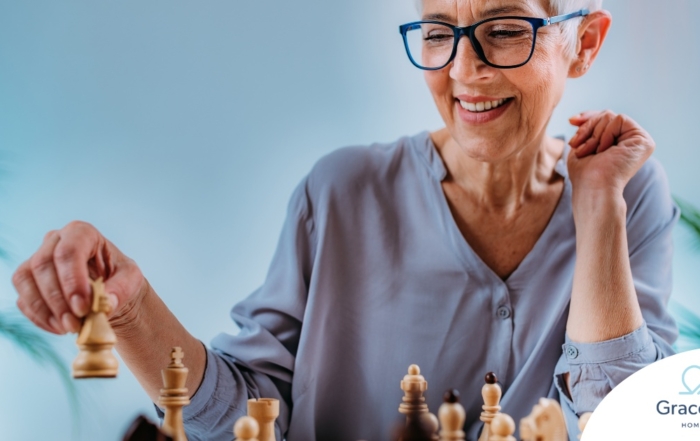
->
xmin=181 ymin=345 xmax=220 ymax=420
xmin=561 ymin=321 xmax=653 ymax=365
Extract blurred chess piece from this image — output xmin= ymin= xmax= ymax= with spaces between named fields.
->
xmin=489 ymin=413 xmax=516 ymax=441
xmin=438 ymin=389 xmax=465 ymax=441
xmin=399 ymin=364 xmax=438 ymax=441
xmin=519 ymin=398 xmax=567 ymax=441
xmin=122 ymin=415 xmax=173 ymax=441
xmin=477 ymin=372 xmax=501 ymax=441
xmin=578 ymin=412 xmax=592 ymax=439
xmin=247 ymin=398 xmax=279 ymax=441
xmin=72 ymin=277 xmax=119 ymax=378
xmin=159 ymin=347 xmax=190 ymax=441
xmin=234 ymin=416 xmax=260 ymax=441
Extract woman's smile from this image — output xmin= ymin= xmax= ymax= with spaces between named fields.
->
xmin=454 ymin=95 xmax=514 ymax=124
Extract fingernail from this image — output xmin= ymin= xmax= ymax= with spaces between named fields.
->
xmin=62 ymin=312 xmax=79 ymax=333
xmin=108 ymin=294 xmax=119 ymax=312
xmin=70 ymin=294 xmax=88 ymax=317
xmin=48 ymin=316 xmax=64 ymax=334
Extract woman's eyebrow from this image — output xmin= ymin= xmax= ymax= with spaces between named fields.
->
xmin=422 ymin=6 xmax=530 ymax=23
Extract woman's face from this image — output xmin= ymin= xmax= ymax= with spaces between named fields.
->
xmin=422 ymin=0 xmax=575 ymax=161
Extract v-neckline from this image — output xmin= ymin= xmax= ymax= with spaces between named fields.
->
xmin=420 ymin=132 xmax=572 ymax=286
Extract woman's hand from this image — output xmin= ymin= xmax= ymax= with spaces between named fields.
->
xmin=567 ymin=110 xmax=655 ymax=197
xmin=12 ymin=221 xmax=147 ymax=335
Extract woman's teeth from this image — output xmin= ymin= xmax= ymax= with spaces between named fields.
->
xmin=459 ymin=98 xmax=509 ymax=112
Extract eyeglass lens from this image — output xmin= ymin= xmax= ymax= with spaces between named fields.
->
xmin=404 ymin=19 xmax=535 ymax=69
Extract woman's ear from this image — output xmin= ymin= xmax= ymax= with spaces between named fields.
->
xmin=568 ymin=10 xmax=612 ymax=78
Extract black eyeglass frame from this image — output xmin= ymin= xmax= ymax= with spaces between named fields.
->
xmin=398 ymin=9 xmax=589 ymax=70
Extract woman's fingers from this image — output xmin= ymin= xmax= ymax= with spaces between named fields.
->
xmin=595 ymin=113 xmax=625 ymax=154
xmin=54 ymin=221 xmax=101 ymax=317
xmin=568 ymin=110 xmax=601 ymax=127
xmin=13 ymin=261 xmax=62 ymax=333
xmin=27 ymin=231 xmax=75 ymax=334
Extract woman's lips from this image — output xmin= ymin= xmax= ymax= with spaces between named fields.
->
xmin=455 ymin=97 xmax=513 ymax=124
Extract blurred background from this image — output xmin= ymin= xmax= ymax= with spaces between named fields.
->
xmin=0 ymin=0 xmax=698 ymax=439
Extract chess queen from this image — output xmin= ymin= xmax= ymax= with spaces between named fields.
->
xmin=13 ymin=0 xmax=677 ymax=440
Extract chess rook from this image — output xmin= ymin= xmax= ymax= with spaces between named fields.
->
xmin=247 ymin=398 xmax=279 ymax=441
xmin=477 ymin=372 xmax=501 ymax=441
xmin=438 ymin=389 xmax=465 ymax=441
xmin=159 ymin=347 xmax=190 ymax=441
xmin=72 ymin=277 xmax=119 ymax=378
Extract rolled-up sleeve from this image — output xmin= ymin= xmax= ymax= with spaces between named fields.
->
xmin=554 ymin=158 xmax=679 ymax=419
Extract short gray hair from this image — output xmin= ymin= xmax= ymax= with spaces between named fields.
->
xmin=412 ymin=0 xmax=604 ymax=57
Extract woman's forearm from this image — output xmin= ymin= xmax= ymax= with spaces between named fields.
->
xmin=568 ymin=190 xmax=644 ymax=343
xmin=109 ymin=280 xmax=206 ymax=403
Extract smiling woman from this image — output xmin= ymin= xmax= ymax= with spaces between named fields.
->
xmin=9 ymin=0 xmax=680 ymax=440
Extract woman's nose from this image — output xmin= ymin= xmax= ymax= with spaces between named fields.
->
xmin=449 ymin=36 xmax=494 ymax=82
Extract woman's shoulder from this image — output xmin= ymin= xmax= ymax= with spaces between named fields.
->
xmin=304 ymin=131 xmax=434 ymax=193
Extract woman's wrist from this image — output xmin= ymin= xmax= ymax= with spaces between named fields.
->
xmin=572 ymin=187 xmax=627 ymax=228
xmin=109 ymin=277 xmax=151 ymax=339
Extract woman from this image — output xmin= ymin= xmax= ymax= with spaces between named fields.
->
xmin=12 ymin=0 xmax=678 ymax=440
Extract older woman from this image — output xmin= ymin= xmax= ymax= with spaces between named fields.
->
xmin=12 ymin=0 xmax=677 ymax=440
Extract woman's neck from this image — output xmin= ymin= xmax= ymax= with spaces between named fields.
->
xmin=431 ymin=128 xmax=565 ymax=213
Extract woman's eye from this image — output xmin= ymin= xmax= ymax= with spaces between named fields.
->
xmin=425 ymin=33 xmax=453 ymax=42
xmin=488 ymin=28 xmax=529 ymax=39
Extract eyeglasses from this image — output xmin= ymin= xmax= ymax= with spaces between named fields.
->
xmin=399 ymin=9 xmax=589 ymax=70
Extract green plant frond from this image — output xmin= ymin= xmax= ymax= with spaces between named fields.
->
xmin=0 ymin=313 xmax=81 ymax=430
xmin=669 ymin=299 xmax=700 ymax=353
xmin=674 ymin=197 xmax=700 ymax=247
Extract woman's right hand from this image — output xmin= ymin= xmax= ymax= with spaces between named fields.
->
xmin=12 ymin=221 xmax=147 ymax=335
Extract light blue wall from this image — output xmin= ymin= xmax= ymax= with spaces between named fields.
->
xmin=0 ymin=1 xmax=698 ymax=439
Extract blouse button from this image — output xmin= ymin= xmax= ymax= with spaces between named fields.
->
xmin=565 ymin=345 xmax=579 ymax=359
xmin=497 ymin=305 xmax=511 ymax=319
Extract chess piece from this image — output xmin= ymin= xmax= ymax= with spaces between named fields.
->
xmin=122 ymin=415 xmax=173 ymax=441
xmin=489 ymin=413 xmax=516 ymax=441
xmin=72 ymin=277 xmax=119 ymax=378
xmin=478 ymin=372 xmax=501 ymax=441
xmin=578 ymin=412 xmax=592 ymax=439
xmin=399 ymin=365 xmax=438 ymax=441
xmin=519 ymin=398 xmax=567 ymax=441
xmin=438 ymin=389 xmax=465 ymax=441
xmin=234 ymin=416 xmax=260 ymax=441
xmin=247 ymin=398 xmax=279 ymax=441
xmin=159 ymin=347 xmax=190 ymax=441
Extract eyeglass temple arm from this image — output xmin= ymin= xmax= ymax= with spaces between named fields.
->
xmin=547 ymin=8 xmax=589 ymax=25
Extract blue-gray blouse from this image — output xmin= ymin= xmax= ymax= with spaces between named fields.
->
xmin=180 ymin=131 xmax=678 ymax=441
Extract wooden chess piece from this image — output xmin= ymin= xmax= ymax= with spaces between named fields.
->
xmin=438 ymin=389 xmax=465 ymax=441
xmin=247 ymin=398 xmax=279 ymax=441
xmin=478 ymin=372 xmax=501 ymax=441
xmin=234 ymin=416 xmax=260 ymax=441
xmin=399 ymin=364 xmax=438 ymax=441
xmin=519 ymin=398 xmax=567 ymax=441
xmin=122 ymin=415 xmax=173 ymax=441
xmin=489 ymin=413 xmax=516 ymax=441
xmin=159 ymin=347 xmax=190 ymax=441
xmin=578 ymin=412 xmax=592 ymax=439
xmin=72 ymin=277 xmax=119 ymax=378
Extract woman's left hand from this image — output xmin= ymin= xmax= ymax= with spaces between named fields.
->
xmin=567 ymin=110 xmax=655 ymax=197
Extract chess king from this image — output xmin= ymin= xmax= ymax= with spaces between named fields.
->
xmin=13 ymin=0 xmax=678 ymax=439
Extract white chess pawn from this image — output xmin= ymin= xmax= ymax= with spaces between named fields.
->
xmin=438 ymin=389 xmax=465 ymax=441
xmin=234 ymin=416 xmax=260 ymax=441
xmin=478 ymin=372 xmax=501 ymax=441
xmin=489 ymin=413 xmax=516 ymax=441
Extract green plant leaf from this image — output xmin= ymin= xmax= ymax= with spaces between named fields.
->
xmin=669 ymin=300 xmax=700 ymax=353
xmin=674 ymin=196 xmax=700 ymax=250
xmin=0 ymin=312 xmax=81 ymax=431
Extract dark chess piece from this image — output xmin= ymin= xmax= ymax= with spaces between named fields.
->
xmin=122 ymin=415 xmax=173 ymax=441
